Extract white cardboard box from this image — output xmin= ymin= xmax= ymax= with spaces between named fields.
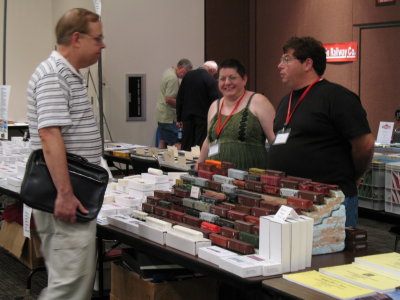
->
xmin=198 ymin=246 xmax=238 ymax=266
xmin=138 ymin=223 xmax=167 ymax=245
xmin=141 ymin=173 xmax=169 ymax=183
xmin=245 ymin=254 xmax=283 ymax=276
xmin=165 ymin=230 xmax=211 ymax=256
xmin=219 ymin=256 xmax=263 ymax=278
xmin=259 ymin=215 xmax=292 ymax=273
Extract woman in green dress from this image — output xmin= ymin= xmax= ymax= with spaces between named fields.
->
xmin=197 ymin=59 xmax=275 ymax=170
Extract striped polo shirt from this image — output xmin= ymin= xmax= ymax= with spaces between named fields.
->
xmin=27 ymin=51 xmax=102 ymax=165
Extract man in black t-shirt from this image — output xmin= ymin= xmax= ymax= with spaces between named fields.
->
xmin=268 ymin=37 xmax=374 ymax=227
xmin=176 ymin=61 xmax=221 ymax=151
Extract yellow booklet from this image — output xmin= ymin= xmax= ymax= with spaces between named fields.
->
xmin=355 ymin=252 xmax=400 ymax=277
xmin=319 ymin=263 xmax=400 ymax=292
xmin=283 ymin=270 xmax=376 ymax=299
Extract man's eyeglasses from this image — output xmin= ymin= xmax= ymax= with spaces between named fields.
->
xmin=279 ymin=56 xmax=296 ymax=65
xmin=80 ymin=33 xmax=104 ymax=44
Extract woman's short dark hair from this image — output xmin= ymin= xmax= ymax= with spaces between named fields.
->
xmin=283 ymin=37 xmax=326 ymax=76
xmin=219 ymin=59 xmax=246 ymax=78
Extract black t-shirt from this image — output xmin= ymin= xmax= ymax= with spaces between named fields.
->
xmin=268 ymin=79 xmax=371 ymax=196
xmin=176 ymin=68 xmax=220 ymax=122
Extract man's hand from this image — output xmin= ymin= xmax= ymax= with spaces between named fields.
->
xmin=54 ymin=192 xmax=89 ymax=223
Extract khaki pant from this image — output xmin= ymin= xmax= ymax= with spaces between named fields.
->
xmin=33 ymin=209 xmax=97 ymax=300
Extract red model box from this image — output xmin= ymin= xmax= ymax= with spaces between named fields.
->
xmin=221 ymin=227 xmax=239 ymax=239
xmin=142 ymin=202 xmax=155 ymax=214
xmin=231 ymin=206 xmax=251 ymax=215
xmin=238 ymin=194 xmax=261 ymax=207
xmin=260 ymin=174 xmax=281 ymax=186
xmin=198 ymin=169 xmax=215 ymax=180
xmin=201 ymin=221 xmax=221 ymax=233
xmin=227 ymin=239 xmax=254 ymax=255
xmin=198 ymin=162 xmax=216 ymax=172
xmin=146 ymin=196 xmax=162 ymax=206
xmin=209 ymin=233 xmax=230 ymax=248
xmin=168 ymin=210 xmax=185 ymax=223
xmin=234 ymin=220 xmax=254 ymax=233
xmin=287 ymin=197 xmax=313 ymax=210
xmin=182 ymin=215 xmax=202 ymax=227
xmin=210 ymin=206 xmax=229 ymax=218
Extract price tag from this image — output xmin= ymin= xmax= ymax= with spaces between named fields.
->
xmin=190 ymin=186 xmax=200 ymax=199
xmin=23 ymin=204 xmax=32 ymax=239
xmin=274 ymin=205 xmax=299 ymax=222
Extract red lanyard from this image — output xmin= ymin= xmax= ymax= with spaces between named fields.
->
xmin=284 ymin=78 xmax=321 ymax=128
xmin=216 ymin=90 xmax=246 ymax=138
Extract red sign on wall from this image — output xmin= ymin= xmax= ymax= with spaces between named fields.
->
xmin=376 ymin=0 xmax=396 ymax=6
xmin=323 ymin=42 xmax=358 ymax=62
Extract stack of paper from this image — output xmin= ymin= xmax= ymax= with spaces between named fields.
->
xmin=319 ymin=263 xmax=400 ymax=293
xmin=283 ymin=270 xmax=376 ymax=299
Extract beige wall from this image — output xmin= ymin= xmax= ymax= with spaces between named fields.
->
xmin=2 ymin=0 xmax=204 ymax=146
xmin=3 ymin=0 xmax=53 ymax=122
xmin=101 ymin=0 xmax=204 ymax=145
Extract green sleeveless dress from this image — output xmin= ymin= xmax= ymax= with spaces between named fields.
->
xmin=207 ymin=93 xmax=268 ymax=170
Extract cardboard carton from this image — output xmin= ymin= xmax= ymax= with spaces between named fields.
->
xmin=111 ymin=262 xmax=217 ymax=300
xmin=0 ymin=221 xmax=43 ymax=269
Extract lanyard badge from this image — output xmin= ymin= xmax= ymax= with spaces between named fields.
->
xmin=208 ymin=140 xmax=220 ymax=156
xmin=273 ymin=127 xmax=291 ymax=145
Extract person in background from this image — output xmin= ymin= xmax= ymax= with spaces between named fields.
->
xmin=197 ymin=58 xmax=275 ymax=170
xmin=268 ymin=36 xmax=374 ymax=227
xmin=27 ymin=8 xmax=106 ymax=299
xmin=156 ymin=58 xmax=193 ymax=149
xmin=176 ymin=61 xmax=221 ymax=151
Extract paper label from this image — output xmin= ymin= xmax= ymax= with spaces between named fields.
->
xmin=274 ymin=205 xmax=299 ymax=221
xmin=190 ymin=186 xmax=201 ymax=199
xmin=23 ymin=204 xmax=32 ymax=239
xmin=376 ymin=121 xmax=394 ymax=144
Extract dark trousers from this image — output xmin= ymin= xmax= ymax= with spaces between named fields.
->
xmin=181 ymin=116 xmax=207 ymax=151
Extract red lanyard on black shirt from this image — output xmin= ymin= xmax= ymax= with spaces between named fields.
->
xmin=216 ymin=90 xmax=246 ymax=138
xmin=284 ymin=77 xmax=321 ymax=129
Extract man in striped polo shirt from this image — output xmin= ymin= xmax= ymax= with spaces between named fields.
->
xmin=27 ymin=8 xmax=105 ymax=299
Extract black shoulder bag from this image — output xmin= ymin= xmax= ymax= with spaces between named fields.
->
xmin=20 ymin=149 xmax=109 ymax=222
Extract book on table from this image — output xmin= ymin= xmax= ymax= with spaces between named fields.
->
xmin=354 ymin=252 xmax=400 ymax=277
xmin=283 ymin=270 xmax=376 ymax=300
xmin=319 ymin=262 xmax=400 ymax=293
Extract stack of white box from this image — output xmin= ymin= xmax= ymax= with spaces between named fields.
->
xmin=259 ymin=208 xmax=314 ymax=274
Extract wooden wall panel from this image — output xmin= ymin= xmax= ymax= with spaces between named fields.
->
xmin=353 ymin=0 xmax=400 ymax=25
xmin=359 ymin=26 xmax=400 ymax=137
xmin=255 ymin=0 xmax=354 ymax=107
xmin=205 ymin=0 xmax=252 ymax=86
